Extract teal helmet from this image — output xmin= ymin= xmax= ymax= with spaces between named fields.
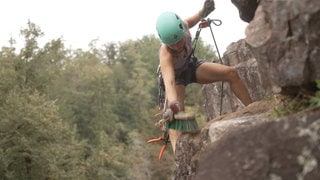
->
xmin=156 ymin=11 xmax=185 ymax=45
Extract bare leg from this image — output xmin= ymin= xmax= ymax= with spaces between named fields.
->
xmin=168 ymin=129 xmax=182 ymax=153
xmin=228 ymin=69 xmax=252 ymax=106
xmin=196 ymin=62 xmax=252 ymax=106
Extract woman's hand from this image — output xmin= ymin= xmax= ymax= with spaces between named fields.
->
xmin=163 ymin=100 xmax=182 ymax=121
xmin=199 ymin=0 xmax=215 ymax=18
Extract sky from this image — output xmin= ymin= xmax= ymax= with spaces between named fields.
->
xmin=0 ymin=0 xmax=248 ymax=54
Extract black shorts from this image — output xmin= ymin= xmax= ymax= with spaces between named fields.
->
xmin=175 ymin=56 xmax=206 ymax=86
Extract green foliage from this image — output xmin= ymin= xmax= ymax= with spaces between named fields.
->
xmin=0 ymin=21 xmax=217 ymax=179
xmin=19 ymin=20 xmax=44 ymax=61
xmin=0 ymin=60 xmax=19 ymax=102
xmin=310 ymin=80 xmax=320 ymax=107
xmin=271 ymin=96 xmax=309 ymax=119
xmin=0 ymin=91 xmax=88 ymax=179
xmin=271 ymin=81 xmax=320 ymax=119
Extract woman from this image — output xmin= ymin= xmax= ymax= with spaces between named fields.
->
xmin=156 ymin=0 xmax=253 ymax=153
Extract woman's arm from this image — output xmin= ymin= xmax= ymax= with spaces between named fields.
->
xmin=159 ymin=46 xmax=178 ymax=104
xmin=184 ymin=13 xmax=202 ymax=29
xmin=185 ymin=0 xmax=215 ymax=29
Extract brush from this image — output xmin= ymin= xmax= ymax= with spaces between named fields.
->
xmin=166 ymin=111 xmax=198 ymax=132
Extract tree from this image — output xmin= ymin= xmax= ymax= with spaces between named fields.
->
xmin=0 ymin=91 xmax=88 ymax=179
xmin=0 ymin=22 xmax=217 ymax=178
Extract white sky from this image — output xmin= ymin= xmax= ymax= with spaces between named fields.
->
xmin=0 ymin=0 xmax=248 ymax=54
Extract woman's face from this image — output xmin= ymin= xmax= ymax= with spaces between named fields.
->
xmin=167 ymin=37 xmax=186 ymax=53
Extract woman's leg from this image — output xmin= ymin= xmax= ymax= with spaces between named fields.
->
xmin=196 ymin=62 xmax=252 ymax=106
xmin=168 ymin=129 xmax=181 ymax=153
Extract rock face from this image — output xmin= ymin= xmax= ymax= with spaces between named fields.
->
xmin=245 ymin=0 xmax=320 ymax=93
xmin=174 ymin=100 xmax=320 ymax=180
xmin=231 ymin=0 xmax=259 ymax=22
xmin=195 ymin=107 xmax=320 ymax=180
xmin=172 ymin=0 xmax=320 ymax=179
xmin=202 ymin=40 xmax=265 ymax=121
xmin=173 ymin=100 xmax=273 ymax=179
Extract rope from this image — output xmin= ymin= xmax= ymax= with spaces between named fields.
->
xmin=193 ymin=18 xmax=224 ymax=116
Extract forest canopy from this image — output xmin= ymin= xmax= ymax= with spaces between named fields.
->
xmin=0 ymin=21 xmax=216 ymax=179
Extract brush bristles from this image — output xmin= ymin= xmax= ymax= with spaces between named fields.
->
xmin=166 ymin=120 xmax=199 ymax=132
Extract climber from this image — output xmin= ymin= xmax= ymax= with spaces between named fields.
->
xmin=156 ymin=0 xmax=253 ymax=153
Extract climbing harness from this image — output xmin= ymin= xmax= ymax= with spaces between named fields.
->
xmin=148 ymin=18 xmax=224 ymax=160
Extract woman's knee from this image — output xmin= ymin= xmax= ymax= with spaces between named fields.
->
xmin=226 ymin=67 xmax=240 ymax=82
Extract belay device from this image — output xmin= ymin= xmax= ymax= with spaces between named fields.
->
xmin=148 ymin=18 xmax=223 ymax=160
